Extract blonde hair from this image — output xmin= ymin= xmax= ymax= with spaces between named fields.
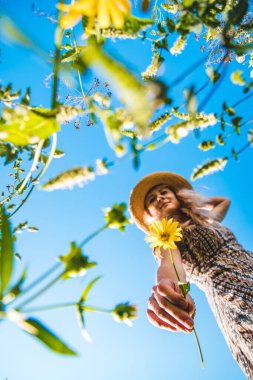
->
xmin=145 ymin=184 xmax=220 ymax=233
xmin=175 ymin=188 xmax=219 ymax=229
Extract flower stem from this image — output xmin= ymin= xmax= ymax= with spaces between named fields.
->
xmin=15 ymin=271 xmax=64 ymax=311
xmin=21 ymin=302 xmax=77 ymax=313
xmin=33 ymin=133 xmax=58 ymax=183
xmin=8 ymin=185 xmax=35 ymax=219
xmin=193 ymin=328 xmax=205 ymax=368
xmin=168 ymin=247 xmax=204 ymax=368
xmin=17 ymin=139 xmax=45 ymax=195
xmin=79 ymin=225 xmax=107 ymax=248
xmin=81 ymin=305 xmax=113 ymax=314
xmin=7 ymin=262 xmax=61 ymax=306
xmin=8 ymin=133 xmax=58 ymax=219
xmin=20 ymin=303 xmax=113 ymax=315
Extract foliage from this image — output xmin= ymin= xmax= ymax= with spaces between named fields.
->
xmin=1 ymin=0 xmax=253 ymax=357
xmin=0 ymin=203 xmax=133 ymax=354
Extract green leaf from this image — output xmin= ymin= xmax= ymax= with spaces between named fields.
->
xmin=102 ymin=14 xmax=153 ymax=39
xmin=231 ymin=148 xmax=239 ymax=161
xmin=184 ymin=87 xmax=197 ymax=114
xmin=21 ymin=87 xmax=31 ymax=106
xmin=0 ymin=205 xmax=14 ymax=297
xmin=216 ymin=134 xmax=225 ymax=145
xmin=123 ymin=14 xmax=153 ymax=34
xmin=243 ymin=80 xmax=253 ymax=93
xmin=0 ymin=83 xmax=21 ymax=105
xmin=79 ymin=275 xmax=102 ymax=303
xmin=178 ymin=281 xmax=190 ymax=297
xmin=80 ymin=38 xmax=152 ymax=136
xmin=232 ymin=116 xmax=242 ymax=135
xmin=0 ymin=108 xmax=60 ymax=146
xmin=227 ymin=0 xmax=248 ymax=25
xmin=131 ymin=137 xmax=140 ymax=170
xmin=23 ymin=318 xmax=77 ymax=356
xmin=61 ymin=48 xmax=79 ymax=63
xmin=3 ymin=267 xmax=27 ymax=302
xmin=76 ymin=306 xmax=92 ymax=343
xmin=176 ymin=12 xmax=201 ymax=35
xmin=103 ymin=203 xmax=131 ymax=231
xmin=0 ymin=141 xmax=19 ymax=165
xmin=166 ymin=17 xmax=175 ymax=33
xmin=222 ymin=102 xmax=235 ymax=116
xmin=206 ymin=67 xmax=221 ymax=84
xmin=220 ymin=113 xmax=225 ymax=131
xmin=59 ymin=242 xmax=96 ymax=280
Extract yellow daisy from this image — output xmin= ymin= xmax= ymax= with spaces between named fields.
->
xmin=145 ymin=218 xmax=183 ymax=256
xmin=58 ymin=0 xmax=131 ymax=30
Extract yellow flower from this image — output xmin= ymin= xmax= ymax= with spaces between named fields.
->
xmin=145 ymin=218 xmax=182 ymax=256
xmin=58 ymin=0 xmax=131 ymax=30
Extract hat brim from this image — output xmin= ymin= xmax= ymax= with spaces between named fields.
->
xmin=129 ymin=172 xmax=192 ymax=233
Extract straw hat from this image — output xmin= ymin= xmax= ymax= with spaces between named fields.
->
xmin=129 ymin=172 xmax=193 ymax=233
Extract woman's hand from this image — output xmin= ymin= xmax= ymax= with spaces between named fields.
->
xmin=147 ymin=279 xmax=196 ymax=333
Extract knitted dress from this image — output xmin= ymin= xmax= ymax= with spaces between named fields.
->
xmin=177 ymin=221 xmax=253 ymax=379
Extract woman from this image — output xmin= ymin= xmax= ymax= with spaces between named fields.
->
xmin=129 ymin=171 xmax=253 ymax=379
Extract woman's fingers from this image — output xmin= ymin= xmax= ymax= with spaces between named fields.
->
xmin=155 ymin=280 xmax=189 ymax=310
xmin=152 ymin=290 xmax=194 ymax=330
xmin=186 ymin=294 xmax=196 ymax=318
xmin=147 ymin=294 xmax=193 ymax=333
xmin=146 ymin=309 xmax=178 ymax=332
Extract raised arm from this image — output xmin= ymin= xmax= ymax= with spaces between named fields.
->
xmin=207 ymin=196 xmax=231 ymax=222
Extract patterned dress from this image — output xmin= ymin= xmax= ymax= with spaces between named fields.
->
xmin=177 ymin=220 xmax=253 ymax=379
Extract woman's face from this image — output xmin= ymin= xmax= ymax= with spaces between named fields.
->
xmin=144 ymin=184 xmax=181 ymax=221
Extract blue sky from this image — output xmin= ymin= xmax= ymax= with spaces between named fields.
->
xmin=0 ymin=1 xmax=252 ymax=379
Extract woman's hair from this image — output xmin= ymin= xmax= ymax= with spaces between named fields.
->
xmin=175 ymin=187 xmax=219 ymax=229
xmin=144 ymin=184 xmax=220 ymax=231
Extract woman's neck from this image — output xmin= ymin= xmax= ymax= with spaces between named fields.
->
xmin=169 ymin=211 xmax=192 ymax=227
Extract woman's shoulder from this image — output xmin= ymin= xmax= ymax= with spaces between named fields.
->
xmin=182 ymin=219 xmax=223 ymax=231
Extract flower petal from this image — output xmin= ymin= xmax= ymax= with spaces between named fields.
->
xmin=98 ymin=0 xmax=111 ymax=28
xmin=107 ymin=1 xmax=125 ymax=29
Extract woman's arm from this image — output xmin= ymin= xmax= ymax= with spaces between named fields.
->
xmin=207 ymin=196 xmax=231 ymax=222
xmin=146 ymin=247 xmax=196 ymax=333
xmin=156 ymin=247 xmax=187 ymax=284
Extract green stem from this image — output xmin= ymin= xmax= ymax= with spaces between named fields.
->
xmin=170 ymin=55 xmax=207 ymax=88
xmin=71 ymin=28 xmax=86 ymax=100
xmin=231 ymin=91 xmax=253 ymax=109
xmin=8 ymin=185 xmax=35 ymax=219
xmin=8 ymin=133 xmax=57 ymax=219
xmin=33 ymin=133 xmax=58 ymax=183
xmin=1 ymin=138 xmax=44 ymax=206
xmin=15 ymin=271 xmax=64 ymax=311
xmin=21 ymin=301 xmax=76 ymax=313
xmin=193 ymin=328 xmax=205 ymax=369
xmin=7 ymin=262 xmax=61 ymax=306
xmin=79 ymin=225 xmax=107 ymax=248
xmin=52 ymin=23 xmax=64 ymax=109
xmin=168 ymin=247 xmax=204 ymax=368
xmin=81 ymin=305 xmax=113 ymax=314
xmin=21 ymin=303 xmax=113 ymax=315
xmin=17 ymin=139 xmax=45 ymax=195
xmin=227 ymin=141 xmax=251 ymax=159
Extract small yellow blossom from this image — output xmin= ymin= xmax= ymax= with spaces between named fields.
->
xmin=145 ymin=218 xmax=182 ymax=256
xmin=58 ymin=0 xmax=131 ymax=31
